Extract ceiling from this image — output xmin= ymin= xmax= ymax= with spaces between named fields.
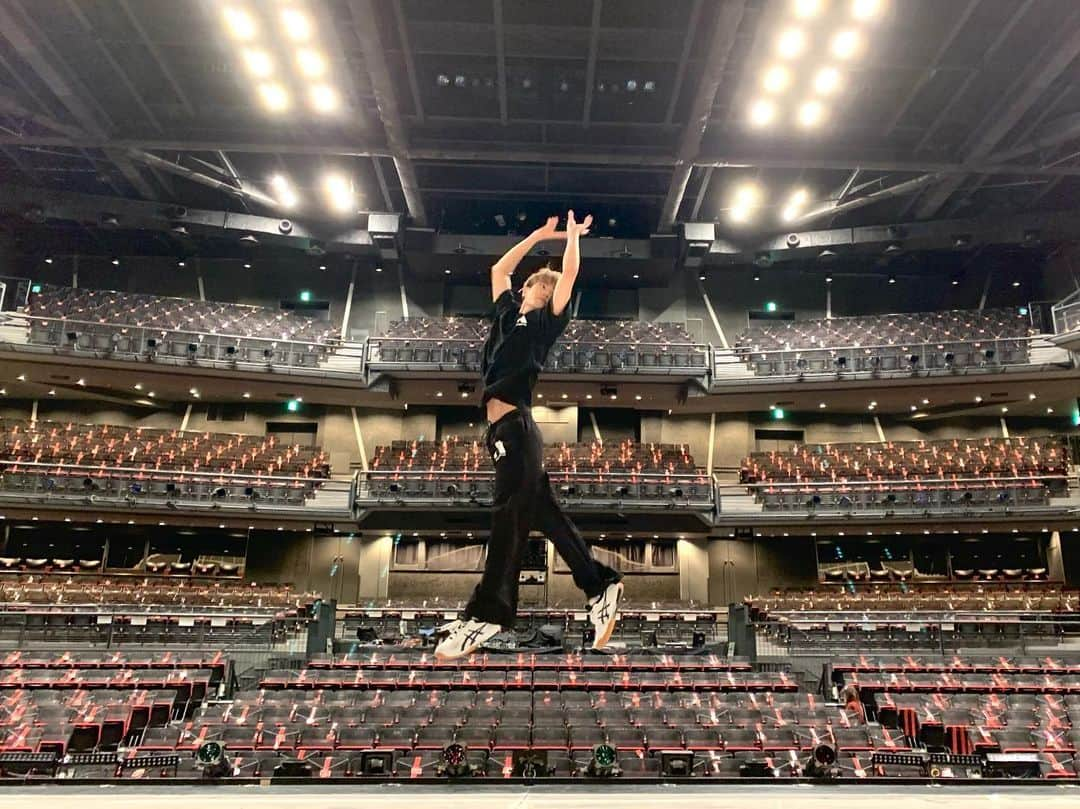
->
xmin=0 ymin=0 xmax=1077 ymax=243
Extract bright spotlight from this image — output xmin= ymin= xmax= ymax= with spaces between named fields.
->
xmin=296 ymin=49 xmax=327 ymax=78
xmin=776 ymin=28 xmax=807 ymax=59
xmin=792 ymin=0 xmax=823 ymax=18
xmin=728 ymin=183 xmax=762 ymax=225
xmin=797 ymin=100 xmax=826 ymax=129
xmin=762 ymin=65 xmax=791 ymax=93
xmin=222 ymin=6 xmax=257 ymax=41
xmin=323 ymin=173 xmax=355 ymax=214
xmin=270 ymin=174 xmax=299 ymax=209
xmin=280 ymin=7 xmax=313 ymax=41
xmin=813 ymin=66 xmax=842 ymax=95
xmin=781 ymin=188 xmax=810 ymax=222
xmin=749 ymin=98 xmax=777 ymax=127
xmin=258 ymin=83 xmax=291 ymax=112
xmin=310 ymin=84 xmax=339 ymax=113
xmin=852 ymin=0 xmax=884 ymax=20
xmin=831 ymin=30 xmax=862 ymax=60
xmin=242 ymin=49 xmax=274 ymax=78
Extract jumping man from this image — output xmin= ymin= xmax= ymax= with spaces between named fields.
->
xmin=435 ymin=211 xmax=624 ymax=660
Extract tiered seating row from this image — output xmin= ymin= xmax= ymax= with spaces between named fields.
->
xmin=369 ymin=317 xmax=707 ymax=374
xmin=307 ymin=652 xmax=749 ymax=672
xmin=0 ymin=576 xmax=314 ymax=609
xmin=748 ymin=584 xmax=1078 ymax=616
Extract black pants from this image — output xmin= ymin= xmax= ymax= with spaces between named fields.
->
xmin=464 ymin=407 xmax=621 ymax=629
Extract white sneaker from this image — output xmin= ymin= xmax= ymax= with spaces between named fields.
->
xmin=436 ymin=618 xmax=464 ymax=635
xmin=587 ymin=581 xmax=624 ymax=650
xmin=434 ymin=618 xmax=502 ymax=661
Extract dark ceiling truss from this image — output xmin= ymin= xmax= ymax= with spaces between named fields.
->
xmin=581 ymin=0 xmax=603 ymax=127
xmin=116 ymin=0 xmax=196 ymax=118
xmin=391 ymin=0 xmax=425 ymax=124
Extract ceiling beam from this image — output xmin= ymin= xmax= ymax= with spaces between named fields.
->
xmin=116 ymin=0 xmax=195 ymax=117
xmin=391 ymin=0 xmax=424 ymax=124
xmin=125 ymin=150 xmax=279 ymax=208
xmin=689 ymin=165 xmax=714 ymax=220
xmin=0 ymin=1 xmax=157 ymax=201
xmin=493 ymin=0 xmax=508 ymax=126
xmin=582 ymin=0 xmax=602 ymax=127
xmin=348 ymin=0 xmax=427 ymax=226
xmin=664 ymin=0 xmax=704 ymax=126
xmin=371 ymin=156 xmax=394 ymax=211
xmin=882 ymin=0 xmax=981 ymax=136
xmin=789 ymin=174 xmax=943 ymax=229
xmin=987 ymin=111 xmax=1080 ymax=165
xmin=915 ymin=15 xmax=1080 ymax=219
xmin=658 ymin=1 xmax=748 ymax=230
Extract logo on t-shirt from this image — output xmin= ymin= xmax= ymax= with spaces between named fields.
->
xmin=515 ymin=315 xmax=528 ymax=328
xmin=492 ymin=440 xmax=507 ymax=463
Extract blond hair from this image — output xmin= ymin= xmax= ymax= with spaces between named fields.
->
xmin=524 ymin=266 xmax=561 ymax=290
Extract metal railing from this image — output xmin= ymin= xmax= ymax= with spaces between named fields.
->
xmin=718 ymin=333 xmax=1049 ymax=380
xmin=752 ymin=613 xmax=1080 ymax=658
xmin=366 ymin=335 xmax=712 ymax=375
xmin=11 ymin=313 xmax=346 ymax=374
xmin=357 ymin=468 xmax=715 ymax=508
xmin=0 ymin=459 xmax=352 ymax=513
xmin=1051 ymin=288 xmax=1080 ymax=335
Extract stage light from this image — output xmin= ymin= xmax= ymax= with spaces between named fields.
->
xmin=439 ymin=744 xmax=472 ymax=778
xmin=223 ymin=6 xmax=257 ymax=41
xmin=280 ymin=7 xmax=313 ymax=41
xmin=258 ymin=83 xmax=291 ymax=112
xmin=242 ymin=48 xmax=274 ymax=78
xmin=112 ymin=258 xmax=120 ymax=266
xmin=888 ymin=275 xmax=896 ymax=284
xmin=296 ymin=48 xmax=327 ymax=78
xmin=196 ymin=740 xmax=229 ymax=778
xmin=813 ymin=66 xmax=842 ymax=95
xmin=44 ymin=257 xmax=53 ymax=264
xmin=728 ymin=182 xmax=763 ymax=224
xmin=270 ymin=174 xmax=299 ymax=209
xmin=831 ymin=30 xmax=862 ymax=60
xmin=310 ymin=84 xmax=339 ymax=113
xmin=792 ymin=0 xmax=823 ymax=18
xmin=587 ymin=744 xmax=619 ymax=777
xmin=748 ymin=98 xmax=777 ymax=127
xmin=852 ymin=0 xmax=884 ymax=20
xmin=776 ymin=28 xmax=807 ymax=59
xmin=323 ymin=172 xmax=355 ymax=213
xmin=660 ymin=750 xmax=695 ymax=777
xmin=762 ymin=65 xmax=791 ymax=93
xmin=797 ymin=100 xmax=825 ymax=128
xmin=781 ymin=188 xmax=810 ymax=222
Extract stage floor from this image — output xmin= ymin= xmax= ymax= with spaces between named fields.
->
xmin=2 ymin=784 xmax=1077 ymax=808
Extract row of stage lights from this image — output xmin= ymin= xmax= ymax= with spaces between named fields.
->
xmin=727 ymin=183 xmax=813 ymax=226
xmin=435 ymin=74 xmax=658 ymax=95
xmin=748 ymin=0 xmax=886 ymax=131
xmin=222 ymin=4 xmax=341 ymax=115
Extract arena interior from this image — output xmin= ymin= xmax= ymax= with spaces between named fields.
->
xmin=0 ymin=0 xmax=1079 ymax=804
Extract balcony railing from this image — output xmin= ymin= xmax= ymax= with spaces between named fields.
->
xmin=1051 ymin=289 xmax=1080 ymax=335
xmin=719 ymin=334 xmax=1049 ymax=380
xmin=366 ymin=335 xmax=711 ymax=376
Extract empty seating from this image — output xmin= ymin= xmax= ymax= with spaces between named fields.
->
xmin=24 ymin=284 xmax=335 ymax=368
xmin=0 ymin=418 xmax=329 ymax=504
xmin=367 ymin=317 xmax=708 ymax=375
xmin=734 ymin=307 xmax=1035 ymax=376
xmin=741 ymin=436 xmax=1069 ymax=511
xmin=364 ymin=438 xmax=710 ymax=506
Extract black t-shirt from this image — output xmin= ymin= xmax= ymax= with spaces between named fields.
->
xmin=481 ymin=288 xmax=570 ymax=409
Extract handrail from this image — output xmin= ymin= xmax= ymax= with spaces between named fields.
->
xmin=364 ymin=468 xmax=709 ymax=480
xmin=739 ymin=474 xmax=1071 ymax=489
xmin=0 ymin=458 xmax=334 ymax=485
xmin=723 ymin=332 xmax=1043 ymax=359
xmin=368 ymin=334 xmax=709 ymax=350
xmin=19 ymin=313 xmax=341 ymax=349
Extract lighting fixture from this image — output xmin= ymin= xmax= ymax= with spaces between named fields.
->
xmin=242 ymin=392 xmax=251 ymax=399
xmin=749 ymin=98 xmax=777 ymax=127
xmin=792 ymin=0 xmax=823 ymax=18
xmin=1001 ymin=407 xmax=1008 ymax=413
xmin=1028 ymin=393 xmax=1037 ymax=400
xmin=776 ymin=28 xmax=807 ymax=59
xmin=280 ymin=7 xmax=313 ymax=41
xmin=310 ymin=84 xmax=339 ymax=113
xmin=44 ymin=256 xmax=53 ymax=264
xmin=1012 ymin=279 xmax=1020 ymax=287
xmin=296 ymin=48 xmax=327 ymax=78
xmin=852 ymin=0 xmax=884 ymax=20
xmin=588 ymin=744 xmax=619 ymax=778
xmin=888 ymin=275 xmax=896 ymax=284
xmin=797 ymin=100 xmax=825 ymax=128
xmin=16 ymin=374 xmax=25 ymax=382
xmin=830 ymin=30 xmax=862 ymax=60
xmin=974 ymin=396 xmax=983 ymax=403
xmin=242 ymin=48 xmax=274 ymax=78
xmin=762 ymin=65 xmax=791 ymax=93
xmin=1047 ymin=407 xmax=1054 ymax=414
xmin=76 ymin=378 xmax=85 ymax=386
xmin=728 ymin=182 xmax=763 ymax=224
xmin=270 ymin=174 xmax=298 ymax=209
xmin=322 ymin=173 xmax=355 ymax=214
xmin=222 ymin=6 xmax=257 ymax=41
xmin=435 ymin=391 xmax=443 ymax=398
xmin=112 ymin=258 xmax=120 ymax=266
xmin=819 ymin=403 xmax=827 ymax=409
xmin=781 ymin=188 xmax=810 ymax=222
xmin=258 ymin=83 xmax=290 ymax=112
xmin=813 ymin=66 xmax=841 ymax=95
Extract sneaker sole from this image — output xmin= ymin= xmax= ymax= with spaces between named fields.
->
xmin=591 ymin=581 xmax=624 ymax=651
